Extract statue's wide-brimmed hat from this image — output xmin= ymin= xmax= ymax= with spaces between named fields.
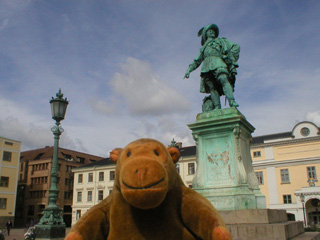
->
xmin=198 ymin=24 xmax=219 ymax=45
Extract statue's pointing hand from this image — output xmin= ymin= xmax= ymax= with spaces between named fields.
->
xmin=184 ymin=72 xmax=190 ymax=79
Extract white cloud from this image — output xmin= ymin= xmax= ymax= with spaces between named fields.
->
xmin=0 ymin=117 xmax=88 ymax=153
xmin=306 ymin=110 xmax=320 ymax=126
xmin=110 ymin=57 xmax=190 ymax=116
xmin=87 ymin=98 xmax=114 ymax=116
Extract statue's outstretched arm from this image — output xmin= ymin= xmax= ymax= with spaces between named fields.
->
xmin=184 ymin=52 xmax=203 ymax=79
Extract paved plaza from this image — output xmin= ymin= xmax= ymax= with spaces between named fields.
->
xmin=2 ymin=228 xmax=71 ymax=240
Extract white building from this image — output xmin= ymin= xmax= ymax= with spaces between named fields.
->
xmin=71 ymin=144 xmax=197 ymax=226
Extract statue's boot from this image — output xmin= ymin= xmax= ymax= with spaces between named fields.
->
xmin=229 ymin=99 xmax=239 ymax=108
xmin=218 ymin=74 xmax=239 ymax=108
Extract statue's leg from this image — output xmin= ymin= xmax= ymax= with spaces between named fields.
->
xmin=218 ymin=74 xmax=239 ymax=107
xmin=210 ymin=89 xmax=221 ymax=109
xmin=205 ymin=76 xmax=221 ymax=109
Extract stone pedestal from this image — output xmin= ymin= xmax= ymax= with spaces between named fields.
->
xmin=35 ymin=223 xmax=66 ymax=240
xmin=188 ymin=108 xmax=266 ymax=210
xmin=220 ymin=209 xmax=320 ymax=240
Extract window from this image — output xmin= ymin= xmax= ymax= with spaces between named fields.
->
xmin=78 ymin=174 xmax=83 ymax=183
xmin=88 ymin=173 xmax=93 ymax=182
xmin=253 ymin=151 xmax=261 ymax=158
xmin=255 ymin=171 xmax=264 ymax=185
xmin=76 ymin=210 xmax=81 ymax=220
xmin=281 ymin=169 xmax=290 ymax=183
xmin=65 ymin=191 xmax=72 ymax=199
xmin=4 ymin=141 xmax=13 ymax=146
xmin=99 ymin=172 xmax=104 ymax=181
xmin=301 ymin=127 xmax=310 ymax=136
xmin=307 ymin=166 xmax=317 ymax=179
xmin=0 ymin=199 xmax=7 ymax=209
xmin=39 ymin=204 xmax=45 ymax=212
xmin=77 ymin=192 xmax=82 ymax=202
xmin=176 ymin=164 xmax=180 ymax=174
xmin=3 ymin=151 xmax=12 ymax=161
xmin=98 ymin=190 xmax=104 ymax=201
xmin=110 ymin=171 xmax=115 ymax=181
xmin=34 ymin=153 xmax=44 ymax=160
xmin=188 ymin=163 xmax=195 ymax=175
xmin=77 ymin=157 xmax=85 ymax=163
xmin=62 ymin=154 xmax=72 ymax=160
xmin=283 ymin=195 xmax=292 ymax=204
xmin=27 ymin=205 xmax=34 ymax=215
xmin=87 ymin=191 xmax=92 ymax=201
xmin=0 ymin=177 xmax=9 ymax=187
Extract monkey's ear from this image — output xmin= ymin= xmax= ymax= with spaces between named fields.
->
xmin=110 ymin=148 xmax=123 ymax=163
xmin=198 ymin=27 xmax=204 ymax=37
xmin=167 ymin=147 xmax=180 ymax=164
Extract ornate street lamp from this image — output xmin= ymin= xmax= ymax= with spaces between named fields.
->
xmin=35 ymin=89 xmax=68 ymax=239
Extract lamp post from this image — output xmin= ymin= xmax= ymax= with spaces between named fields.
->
xmin=300 ymin=194 xmax=307 ymax=228
xmin=35 ymin=89 xmax=68 ymax=239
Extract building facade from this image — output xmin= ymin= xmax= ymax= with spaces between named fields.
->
xmin=251 ymin=121 xmax=320 ymax=227
xmin=71 ymin=121 xmax=320 ymax=227
xmin=0 ymin=136 xmax=21 ymax=226
xmin=71 ymin=143 xmax=197 ymax=226
xmin=16 ymin=146 xmax=104 ymax=227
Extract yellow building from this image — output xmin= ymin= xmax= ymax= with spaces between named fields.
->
xmin=0 ymin=136 xmax=21 ymax=226
xmin=251 ymin=121 xmax=320 ymax=226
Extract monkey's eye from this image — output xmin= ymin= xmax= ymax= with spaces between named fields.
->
xmin=154 ymin=150 xmax=159 ymax=156
xmin=127 ymin=151 xmax=131 ymax=157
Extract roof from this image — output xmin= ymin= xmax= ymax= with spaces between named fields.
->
xmin=74 ymin=146 xmax=197 ymax=170
xmin=179 ymin=146 xmax=196 ymax=157
xmin=75 ymin=158 xmax=115 ymax=169
xmin=250 ymin=131 xmax=293 ymax=145
xmin=20 ymin=146 xmax=105 ymax=165
xmin=0 ymin=135 xmax=21 ymax=143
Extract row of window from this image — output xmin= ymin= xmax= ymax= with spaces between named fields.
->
xmin=29 ymin=191 xmax=47 ymax=198
xmin=255 ymin=166 xmax=317 ymax=185
xmin=31 ymin=163 xmax=49 ymax=172
xmin=31 ymin=177 xmax=48 ymax=185
xmin=77 ymin=163 xmax=196 ymax=185
xmin=176 ymin=163 xmax=195 ymax=175
xmin=78 ymin=171 xmax=115 ymax=183
xmin=77 ymin=190 xmax=112 ymax=202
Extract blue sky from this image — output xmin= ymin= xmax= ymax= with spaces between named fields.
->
xmin=1 ymin=0 xmax=320 ymax=157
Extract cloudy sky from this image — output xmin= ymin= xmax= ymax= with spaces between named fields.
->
xmin=1 ymin=0 xmax=320 ymax=157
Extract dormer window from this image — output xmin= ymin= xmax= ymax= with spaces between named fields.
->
xmin=300 ymin=127 xmax=310 ymax=137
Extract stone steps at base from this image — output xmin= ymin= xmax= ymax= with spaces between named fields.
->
xmin=227 ymin=221 xmax=305 ymax=240
xmin=291 ymin=232 xmax=320 ymax=240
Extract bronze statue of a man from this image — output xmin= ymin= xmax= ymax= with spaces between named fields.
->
xmin=184 ymin=24 xmax=240 ymax=109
